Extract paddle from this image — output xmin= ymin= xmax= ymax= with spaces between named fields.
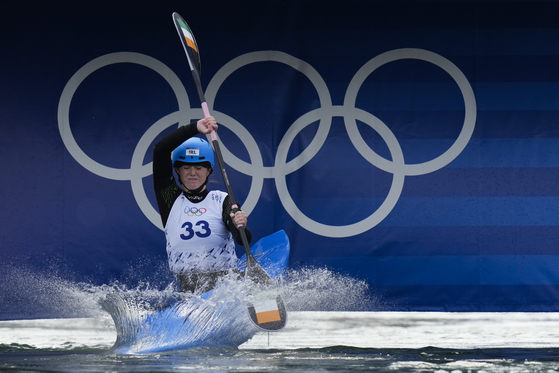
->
xmin=172 ymin=12 xmax=287 ymax=331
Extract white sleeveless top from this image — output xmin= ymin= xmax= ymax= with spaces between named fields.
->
xmin=165 ymin=190 xmax=237 ymax=274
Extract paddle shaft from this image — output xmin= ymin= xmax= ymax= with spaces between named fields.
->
xmin=190 ymin=69 xmax=256 ymax=265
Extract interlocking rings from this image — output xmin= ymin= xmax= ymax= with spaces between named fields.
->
xmin=185 ymin=207 xmax=207 ymax=216
xmin=58 ymin=48 xmax=476 ymax=238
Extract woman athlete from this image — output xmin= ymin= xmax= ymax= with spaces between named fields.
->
xmin=152 ymin=116 xmax=251 ymax=293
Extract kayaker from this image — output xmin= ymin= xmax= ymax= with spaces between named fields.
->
xmin=152 ymin=116 xmax=251 ymax=294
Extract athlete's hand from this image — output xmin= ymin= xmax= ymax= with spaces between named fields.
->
xmin=197 ymin=116 xmax=218 ymax=134
xmin=230 ymin=210 xmax=248 ymax=228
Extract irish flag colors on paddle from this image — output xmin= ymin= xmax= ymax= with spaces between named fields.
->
xmin=254 ymin=299 xmax=281 ymax=324
xmin=248 ymin=294 xmax=286 ymax=330
xmin=177 ymin=18 xmax=197 ymax=52
xmin=172 ymin=13 xmax=201 ymax=75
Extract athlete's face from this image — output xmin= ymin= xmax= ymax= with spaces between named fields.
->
xmin=177 ymin=165 xmax=211 ymax=191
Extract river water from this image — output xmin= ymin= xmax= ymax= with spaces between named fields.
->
xmin=2 ymin=312 xmax=559 ymax=372
xmin=2 ymin=266 xmax=559 ymax=372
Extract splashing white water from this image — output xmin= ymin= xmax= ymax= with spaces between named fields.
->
xmin=0 ymin=265 xmax=106 ymax=320
xmin=98 ymin=273 xmax=260 ymax=353
xmin=280 ymin=266 xmax=381 ymax=311
xmin=0 ymin=262 xmax=382 ymax=353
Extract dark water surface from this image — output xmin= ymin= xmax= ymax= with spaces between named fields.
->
xmin=3 ymin=344 xmax=559 ymax=372
xmin=3 ymin=312 xmax=559 ymax=372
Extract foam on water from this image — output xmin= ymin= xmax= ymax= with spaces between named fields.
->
xmin=95 ymin=265 xmax=380 ymax=354
xmin=4 ymin=312 xmax=559 ymax=372
xmin=0 ymin=260 xmax=380 ymax=354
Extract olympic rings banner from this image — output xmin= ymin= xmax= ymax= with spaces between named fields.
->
xmin=2 ymin=0 xmax=559 ymax=318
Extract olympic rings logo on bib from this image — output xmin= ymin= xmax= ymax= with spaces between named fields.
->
xmin=58 ymin=49 xmax=476 ymax=238
xmin=184 ymin=207 xmax=207 ymax=216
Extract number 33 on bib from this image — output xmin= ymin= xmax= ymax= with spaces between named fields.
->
xmin=165 ymin=191 xmax=237 ymax=273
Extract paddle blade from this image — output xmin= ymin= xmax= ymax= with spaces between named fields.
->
xmin=247 ymin=294 xmax=287 ymax=331
xmin=172 ymin=12 xmax=201 ymax=75
xmin=245 ymin=256 xmax=288 ymax=331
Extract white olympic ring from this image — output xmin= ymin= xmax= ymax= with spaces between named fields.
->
xmin=58 ymin=49 xmax=476 ymax=238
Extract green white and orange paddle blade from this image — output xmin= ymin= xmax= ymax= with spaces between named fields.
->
xmin=172 ymin=12 xmax=201 ymax=76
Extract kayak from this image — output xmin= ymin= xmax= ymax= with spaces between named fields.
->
xmin=102 ymin=230 xmax=290 ymax=354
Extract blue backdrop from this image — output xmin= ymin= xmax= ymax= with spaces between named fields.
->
xmin=2 ymin=0 xmax=559 ymax=318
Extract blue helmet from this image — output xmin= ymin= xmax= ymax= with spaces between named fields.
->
xmin=172 ymin=137 xmax=214 ymax=168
